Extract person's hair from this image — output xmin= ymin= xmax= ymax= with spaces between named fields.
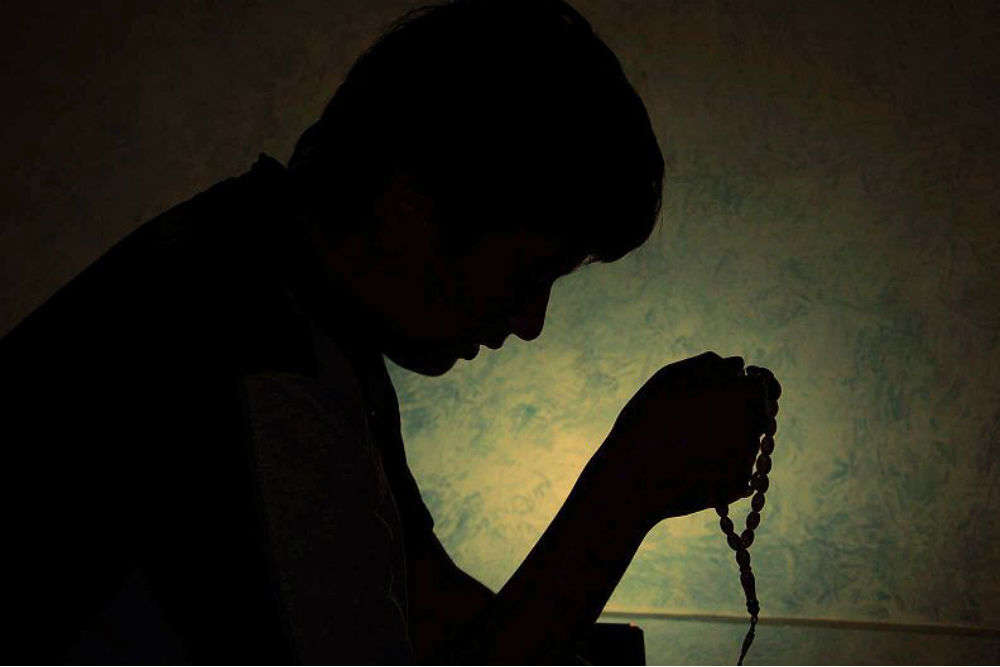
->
xmin=288 ymin=0 xmax=664 ymax=265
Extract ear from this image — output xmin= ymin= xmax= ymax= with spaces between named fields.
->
xmin=371 ymin=166 xmax=440 ymax=255
xmin=373 ymin=167 xmax=435 ymax=229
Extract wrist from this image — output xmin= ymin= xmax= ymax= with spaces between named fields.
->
xmin=579 ymin=451 xmax=654 ymax=539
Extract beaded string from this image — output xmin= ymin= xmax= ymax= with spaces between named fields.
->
xmin=714 ymin=365 xmax=780 ymax=666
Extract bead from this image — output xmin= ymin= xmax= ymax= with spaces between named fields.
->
xmin=728 ymin=363 xmax=779 ymax=645
xmin=727 ymin=532 xmax=743 ymax=551
xmin=740 ymin=571 xmax=756 ymax=595
xmin=752 ymin=474 xmax=770 ymax=493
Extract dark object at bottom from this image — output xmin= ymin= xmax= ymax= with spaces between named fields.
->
xmin=574 ymin=622 xmax=646 ymax=665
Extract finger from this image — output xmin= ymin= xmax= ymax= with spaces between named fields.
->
xmin=672 ymin=352 xmax=745 ymax=393
xmin=729 ymin=379 xmax=767 ymax=468
xmin=705 ymin=381 xmax=762 ymax=463
xmin=711 ymin=452 xmax=754 ymax=492
xmin=701 ymin=458 xmax=754 ymax=504
xmin=652 ymin=352 xmax=722 ymax=392
xmin=738 ymin=377 xmax=778 ymax=441
xmin=702 ymin=477 xmax=738 ymax=511
xmin=730 ymin=477 xmax=754 ymax=502
xmin=734 ymin=375 xmax=769 ymax=431
xmin=720 ymin=355 xmax=745 ymax=378
xmin=715 ymin=478 xmax=753 ymax=508
xmin=702 ymin=355 xmax=744 ymax=391
xmin=672 ymin=351 xmax=722 ymax=375
xmin=739 ymin=435 xmax=758 ymax=478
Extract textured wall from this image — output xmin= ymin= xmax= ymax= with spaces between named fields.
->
xmin=4 ymin=0 xmax=998 ymax=663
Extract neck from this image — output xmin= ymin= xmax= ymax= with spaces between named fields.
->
xmin=282 ymin=210 xmax=387 ymax=365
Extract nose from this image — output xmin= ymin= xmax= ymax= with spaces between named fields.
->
xmin=508 ymin=284 xmax=551 ymax=342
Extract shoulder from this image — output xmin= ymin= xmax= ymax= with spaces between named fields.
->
xmin=1 ymin=174 xmax=245 ymax=368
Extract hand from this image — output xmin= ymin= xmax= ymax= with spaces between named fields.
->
xmin=588 ymin=352 xmax=776 ymax=530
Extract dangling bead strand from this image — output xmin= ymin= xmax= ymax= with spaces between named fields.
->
xmin=714 ymin=365 xmax=779 ymax=666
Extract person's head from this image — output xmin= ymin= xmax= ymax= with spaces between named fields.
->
xmin=287 ymin=0 xmax=664 ymax=376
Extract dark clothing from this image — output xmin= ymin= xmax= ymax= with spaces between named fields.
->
xmin=2 ymin=154 xmax=434 ymax=663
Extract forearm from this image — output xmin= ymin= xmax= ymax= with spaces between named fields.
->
xmin=431 ymin=459 xmax=649 ymax=663
xmin=408 ymin=545 xmax=496 ymax=663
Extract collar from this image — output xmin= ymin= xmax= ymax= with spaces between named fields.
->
xmin=245 ymin=152 xmax=386 ymax=384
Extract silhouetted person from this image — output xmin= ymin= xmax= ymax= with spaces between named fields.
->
xmin=4 ymin=0 xmax=778 ymax=663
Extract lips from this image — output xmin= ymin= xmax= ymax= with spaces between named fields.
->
xmin=483 ymin=335 xmax=506 ymax=350
xmin=459 ymin=331 xmax=507 ymax=356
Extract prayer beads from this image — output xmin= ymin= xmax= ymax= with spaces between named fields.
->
xmin=713 ymin=364 xmax=781 ymax=665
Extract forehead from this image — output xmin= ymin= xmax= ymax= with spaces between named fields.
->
xmin=477 ymin=228 xmax=586 ymax=273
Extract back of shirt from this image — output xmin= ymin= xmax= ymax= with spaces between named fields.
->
xmin=2 ymin=154 xmax=433 ymax=663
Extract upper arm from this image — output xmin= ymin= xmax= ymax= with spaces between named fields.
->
xmin=244 ymin=371 xmax=414 ymax=664
xmin=407 ymin=528 xmax=495 ymax=662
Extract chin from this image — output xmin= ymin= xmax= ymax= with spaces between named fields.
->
xmin=384 ymin=346 xmax=459 ymax=377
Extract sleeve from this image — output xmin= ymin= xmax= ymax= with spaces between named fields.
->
xmin=243 ymin=371 xmax=414 ymax=664
xmin=365 ymin=365 xmax=437 ymax=550
xmin=381 ymin=429 xmax=435 ymax=540
xmin=296 ymin=299 xmax=436 ymax=551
